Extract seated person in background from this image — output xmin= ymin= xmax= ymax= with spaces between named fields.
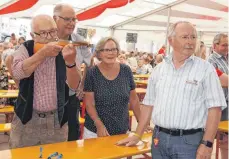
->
xmin=83 ymin=37 xmax=140 ymax=139
xmin=10 ymin=33 xmax=18 ymax=46
xmin=1 ymin=42 xmax=15 ymax=65
xmin=0 ymin=55 xmax=8 ymax=107
xmin=117 ymin=54 xmax=130 ymax=67
xmin=9 ymin=14 xmax=81 ymax=148
xmin=127 ymin=51 xmax=138 ymax=72
xmin=136 ymin=59 xmax=147 ymax=74
xmin=147 ymin=53 xmax=156 ymax=68
xmin=155 ymin=53 xmax=164 ymax=65
xmin=18 ymin=37 xmax=26 ymax=45
xmin=143 ymin=58 xmax=152 ymax=74
xmin=158 ymin=45 xmax=166 ymax=56
xmin=0 ymin=43 xmax=3 ymax=54
xmin=5 ymin=55 xmax=19 ymax=87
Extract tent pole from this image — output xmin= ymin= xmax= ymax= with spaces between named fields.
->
xmin=110 ymin=28 xmax=114 ymax=37
xmin=165 ymin=7 xmax=171 ymax=54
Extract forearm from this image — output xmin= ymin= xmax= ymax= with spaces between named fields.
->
xmin=22 ymin=51 xmax=45 ymax=77
xmin=12 ymin=51 xmax=45 ymax=80
xmin=66 ymin=66 xmax=81 ymax=90
xmin=135 ymin=105 xmax=153 ymax=136
xmin=219 ymin=73 xmax=228 ymax=87
xmin=86 ymin=103 xmax=101 ymax=123
xmin=130 ymin=97 xmax=141 ymax=122
xmin=203 ymin=107 xmax=222 ymax=142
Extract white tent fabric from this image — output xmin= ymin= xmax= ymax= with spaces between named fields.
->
xmin=0 ymin=0 xmax=228 ymax=33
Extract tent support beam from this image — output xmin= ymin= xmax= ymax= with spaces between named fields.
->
xmin=165 ymin=7 xmax=171 ymax=50
xmin=0 ymin=0 xmax=18 ymax=10
xmin=75 ymin=0 xmax=108 ymax=14
xmin=110 ymin=0 xmax=188 ymax=29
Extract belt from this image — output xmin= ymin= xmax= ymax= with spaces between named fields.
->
xmin=34 ymin=109 xmax=57 ymax=118
xmin=157 ymin=126 xmax=204 ymax=136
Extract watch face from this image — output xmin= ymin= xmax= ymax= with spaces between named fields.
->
xmin=201 ymin=140 xmax=213 ymax=148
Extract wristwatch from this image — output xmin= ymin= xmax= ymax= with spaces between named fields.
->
xmin=66 ymin=62 xmax=76 ymax=68
xmin=201 ymin=140 xmax=213 ymax=148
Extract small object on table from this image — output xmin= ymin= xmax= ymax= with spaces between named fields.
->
xmin=47 ymin=152 xmax=58 ymax=159
xmin=56 ymin=154 xmax=63 ymax=159
xmin=39 ymin=147 xmax=43 ymax=158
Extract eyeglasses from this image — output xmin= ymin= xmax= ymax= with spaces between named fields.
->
xmin=34 ymin=29 xmax=58 ymax=39
xmin=178 ymin=35 xmax=197 ymax=41
xmin=217 ymin=43 xmax=228 ymax=48
xmin=100 ymin=48 xmax=118 ymax=53
xmin=58 ymin=16 xmax=78 ymax=23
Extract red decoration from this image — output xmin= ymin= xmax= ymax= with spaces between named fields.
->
xmin=76 ymin=0 xmax=135 ymax=21
xmin=0 ymin=0 xmax=38 ymax=15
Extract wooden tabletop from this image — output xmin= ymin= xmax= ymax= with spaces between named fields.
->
xmin=8 ymin=80 xmax=15 ymax=85
xmin=0 ymin=90 xmax=18 ymax=98
xmin=218 ymin=121 xmax=228 ymax=132
xmin=0 ymin=106 xmax=14 ymax=114
xmin=135 ymin=88 xmax=146 ymax=94
xmin=135 ymin=80 xmax=148 ymax=85
xmin=0 ymin=133 xmax=152 ymax=159
xmin=134 ymin=74 xmax=150 ymax=78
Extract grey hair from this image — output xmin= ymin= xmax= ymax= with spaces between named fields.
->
xmin=95 ymin=37 xmax=120 ymax=60
xmin=168 ymin=21 xmax=197 ymax=38
xmin=213 ymin=33 xmax=228 ymax=45
xmin=53 ymin=4 xmax=63 ymax=16
xmin=53 ymin=3 xmax=74 ymax=16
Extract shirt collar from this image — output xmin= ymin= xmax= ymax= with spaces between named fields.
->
xmin=164 ymin=52 xmax=195 ymax=64
xmin=212 ymin=51 xmax=224 ymax=59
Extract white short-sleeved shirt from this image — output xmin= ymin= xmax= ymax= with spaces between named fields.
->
xmin=71 ymin=33 xmax=92 ymax=67
xmin=143 ymin=54 xmax=227 ymax=129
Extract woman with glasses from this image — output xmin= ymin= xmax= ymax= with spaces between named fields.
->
xmin=83 ymin=37 xmax=140 ymax=139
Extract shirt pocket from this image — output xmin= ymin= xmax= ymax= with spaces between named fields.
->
xmin=183 ymin=79 xmax=202 ymax=100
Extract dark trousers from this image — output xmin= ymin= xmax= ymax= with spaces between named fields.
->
xmin=68 ymin=96 xmax=81 ymax=141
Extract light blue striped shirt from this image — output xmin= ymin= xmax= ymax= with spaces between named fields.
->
xmin=143 ymin=55 xmax=227 ymax=129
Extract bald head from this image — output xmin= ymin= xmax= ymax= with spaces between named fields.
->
xmin=53 ymin=3 xmax=75 ymax=16
xmin=31 ymin=15 xmax=57 ymax=33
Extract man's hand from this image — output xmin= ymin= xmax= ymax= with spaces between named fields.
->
xmin=62 ymin=44 xmax=76 ymax=65
xmin=40 ymin=42 xmax=63 ymax=57
xmin=196 ymin=144 xmax=212 ymax=159
xmin=116 ymin=135 xmax=140 ymax=147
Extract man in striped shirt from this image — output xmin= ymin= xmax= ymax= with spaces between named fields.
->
xmin=208 ymin=33 xmax=228 ymax=159
xmin=117 ymin=21 xmax=227 ymax=159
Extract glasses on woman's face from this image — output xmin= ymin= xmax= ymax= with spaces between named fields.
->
xmin=100 ymin=48 xmax=118 ymax=53
xmin=34 ymin=29 xmax=58 ymax=39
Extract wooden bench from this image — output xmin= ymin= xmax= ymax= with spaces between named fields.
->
xmin=0 ymin=123 xmax=11 ymax=133
xmin=0 ymin=105 xmax=14 ymax=123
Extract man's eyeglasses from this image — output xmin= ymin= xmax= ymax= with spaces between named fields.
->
xmin=34 ymin=29 xmax=58 ymax=39
xmin=100 ymin=48 xmax=118 ymax=53
xmin=179 ymin=35 xmax=197 ymax=41
xmin=58 ymin=16 xmax=78 ymax=23
xmin=217 ymin=43 xmax=228 ymax=48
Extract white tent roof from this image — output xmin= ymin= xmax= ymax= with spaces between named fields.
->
xmin=0 ymin=0 xmax=228 ymax=33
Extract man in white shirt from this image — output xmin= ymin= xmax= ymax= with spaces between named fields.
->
xmin=117 ymin=21 xmax=226 ymax=159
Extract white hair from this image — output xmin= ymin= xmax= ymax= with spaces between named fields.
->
xmin=168 ymin=21 xmax=197 ymax=38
